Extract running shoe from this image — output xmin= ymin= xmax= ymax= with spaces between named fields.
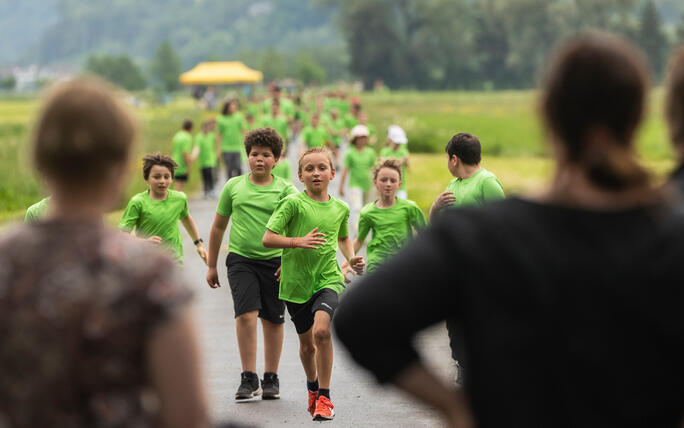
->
xmin=313 ymin=395 xmax=335 ymax=421
xmin=307 ymin=390 xmax=318 ymax=416
xmin=235 ymin=371 xmax=261 ymax=400
xmin=261 ymin=372 xmax=280 ymax=400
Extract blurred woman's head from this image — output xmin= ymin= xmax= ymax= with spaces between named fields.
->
xmin=542 ymin=33 xmax=650 ymax=192
xmin=32 ymin=78 xmax=136 ymax=206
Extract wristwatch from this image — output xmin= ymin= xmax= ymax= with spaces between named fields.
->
xmin=194 ymin=238 xmax=204 ymax=245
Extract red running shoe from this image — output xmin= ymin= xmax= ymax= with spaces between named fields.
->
xmin=313 ymin=395 xmax=335 ymax=421
xmin=308 ymin=390 xmax=318 ymax=416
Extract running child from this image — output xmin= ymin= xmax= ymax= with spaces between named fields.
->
xmin=338 ymin=125 xmax=377 ymax=234
xmin=300 ymin=113 xmax=330 ymax=154
xmin=352 ymin=158 xmax=425 ymax=273
xmin=217 ymin=99 xmax=247 ymax=181
xmin=119 ymin=153 xmax=208 ymax=265
xmin=380 ymin=125 xmax=410 ymax=199
xmin=171 ymin=119 xmax=194 ymax=191
xmin=262 ymin=147 xmax=365 ymax=421
xmin=206 ymin=128 xmax=296 ymax=401
xmin=196 ymin=119 xmax=218 ymax=198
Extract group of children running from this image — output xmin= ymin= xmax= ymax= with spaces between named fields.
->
xmin=23 ymin=86 xmax=505 ymax=422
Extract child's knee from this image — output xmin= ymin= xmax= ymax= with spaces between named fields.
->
xmin=300 ymin=342 xmax=316 ymax=356
xmin=313 ymin=325 xmax=331 ymax=344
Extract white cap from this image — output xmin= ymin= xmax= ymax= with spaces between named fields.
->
xmin=387 ymin=125 xmax=407 ymax=144
xmin=350 ymin=124 xmax=370 ymax=138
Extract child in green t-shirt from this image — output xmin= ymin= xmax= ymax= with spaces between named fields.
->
xmin=196 ymin=119 xmax=218 ymax=198
xmin=430 ymin=132 xmax=505 ymax=219
xmin=206 ymin=128 xmax=296 ymax=401
xmin=171 ymin=119 xmax=195 ymax=192
xmin=352 ymin=158 xmax=425 ymax=273
xmin=119 ymin=153 xmax=208 ymax=265
xmin=299 ymin=113 xmax=331 ymax=154
xmin=380 ymin=125 xmax=410 ymax=199
xmin=262 ymin=147 xmax=365 ymax=421
xmin=339 ymin=125 xmax=377 ymax=235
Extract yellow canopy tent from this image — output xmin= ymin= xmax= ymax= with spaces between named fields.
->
xmin=179 ymin=61 xmax=263 ymax=85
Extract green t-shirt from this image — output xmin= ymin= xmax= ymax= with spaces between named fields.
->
xmin=272 ymin=160 xmax=292 ymax=181
xmin=24 ymin=197 xmax=50 ymax=222
xmin=266 ymin=191 xmax=350 ymax=303
xmin=172 ymin=131 xmax=193 ymax=176
xmin=260 ymin=114 xmax=290 ymax=142
xmin=217 ymin=174 xmax=297 ymax=260
xmin=380 ymin=145 xmax=410 ymax=191
xmin=344 ymin=146 xmax=377 ymax=192
xmin=358 ymin=198 xmax=426 ymax=272
xmin=196 ymin=131 xmax=218 ymax=169
xmin=301 ymin=125 xmax=330 ymax=148
xmin=216 ymin=113 xmax=246 ymax=153
xmin=445 ymin=168 xmax=505 ymax=207
xmin=262 ymin=98 xmax=295 ymax=117
xmin=119 ymin=190 xmax=189 ymax=263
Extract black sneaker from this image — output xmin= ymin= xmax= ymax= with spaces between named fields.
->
xmin=261 ymin=372 xmax=280 ymax=400
xmin=235 ymin=371 xmax=261 ymax=400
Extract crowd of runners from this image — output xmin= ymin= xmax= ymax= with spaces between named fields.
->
xmin=9 ymin=32 xmax=684 ymax=427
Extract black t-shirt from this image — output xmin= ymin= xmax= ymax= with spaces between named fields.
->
xmin=335 ymin=197 xmax=684 ymax=428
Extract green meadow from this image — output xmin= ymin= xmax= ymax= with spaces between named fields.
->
xmin=0 ymin=89 xmax=677 ymax=222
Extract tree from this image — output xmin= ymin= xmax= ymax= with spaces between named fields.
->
xmin=0 ymin=75 xmax=16 ymax=91
xmin=85 ymin=54 xmax=146 ymax=91
xmin=638 ymin=0 xmax=667 ymax=79
xmin=295 ymin=51 xmax=326 ymax=85
xmin=260 ymin=47 xmax=286 ymax=82
xmin=150 ymin=41 xmax=181 ymax=92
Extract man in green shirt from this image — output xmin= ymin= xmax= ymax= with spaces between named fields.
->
xmin=428 ymin=131 xmax=504 ymax=386
xmin=217 ymin=100 xmax=247 ymax=181
xmin=171 ymin=119 xmax=194 ymax=192
xmin=24 ymin=197 xmax=50 ymax=222
xmin=206 ymin=128 xmax=296 ymax=402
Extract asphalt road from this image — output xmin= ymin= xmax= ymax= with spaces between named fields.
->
xmin=180 ymin=140 xmax=454 ymax=427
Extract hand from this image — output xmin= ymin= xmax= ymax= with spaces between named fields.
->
xmin=296 ymin=227 xmax=326 ymax=249
xmin=206 ymin=267 xmax=220 ymax=288
xmin=147 ymin=236 xmax=162 ymax=245
xmin=349 ymin=256 xmax=365 ymax=275
xmin=434 ymin=191 xmax=456 ymax=210
xmin=196 ymin=244 xmax=208 ymax=265
xmin=274 ymin=266 xmax=282 ymax=282
xmin=339 ymin=187 xmax=345 ymax=197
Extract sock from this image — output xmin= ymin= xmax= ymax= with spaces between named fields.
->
xmin=307 ymin=379 xmax=319 ymax=392
xmin=317 ymin=388 xmax=330 ymax=399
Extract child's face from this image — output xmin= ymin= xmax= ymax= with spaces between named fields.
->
xmin=374 ymin=167 xmax=401 ymax=197
xmin=312 ymin=116 xmax=319 ymax=127
xmin=298 ymin=153 xmax=335 ymax=192
xmin=248 ymin=146 xmax=277 ymax=176
xmin=146 ymin=165 xmax=173 ymax=194
xmin=354 ymin=136 xmax=368 ymax=149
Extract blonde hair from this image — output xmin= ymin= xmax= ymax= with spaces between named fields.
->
xmin=32 ymin=77 xmax=136 ymax=185
xmin=298 ymin=147 xmax=334 ymax=172
xmin=372 ymin=157 xmax=402 ymax=180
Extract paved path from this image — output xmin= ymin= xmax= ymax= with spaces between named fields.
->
xmin=181 ymin=139 xmax=454 ymax=427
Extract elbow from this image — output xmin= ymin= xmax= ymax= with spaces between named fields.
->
xmin=262 ymin=234 xmax=273 ymax=248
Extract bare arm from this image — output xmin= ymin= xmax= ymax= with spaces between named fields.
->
xmin=147 ymin=309 xmax=210 ymax=428
xmin=262 ymin=228 xmax=326 ymax=249
xmin=393 ymin=362 xmax=474 ymax=428
xmin=429 ymin=191 xmax=456 ymax=220
xmin=183 ymin=151 xmax=192 ymax=168
xmin=180 ymin=215 xmax=207 ymax=264
xmin=206 ymin=213 xmax=229 ymax=288
xmin=338 ymin=168 xmax=349 ymax=196
xmin=353 ymin=237 xmax=365 ymax=254
xmin=338 ymin=236 xmax=364 ymax=274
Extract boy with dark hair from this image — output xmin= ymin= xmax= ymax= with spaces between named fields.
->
xmin=172 ymin=119 xmax=194 ymax=191
xmin=429 ymin=132 xmax=504 ymax=385
xmin=206 ymin=127 xmax=297 ymax=401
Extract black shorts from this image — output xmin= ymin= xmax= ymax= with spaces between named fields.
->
xmin=175 ymin=174 xmax=189 ymax=182
xmin=285 ymin=288 xmax=339 ymax=334
xmin=226 ymin=252 xmax=285 ymax=324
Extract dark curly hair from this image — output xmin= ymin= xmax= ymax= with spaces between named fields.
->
xmin=142 ymin=152 xmax=178 ymax=179
xmin=244 ymin=127 xmax=283 ymax=159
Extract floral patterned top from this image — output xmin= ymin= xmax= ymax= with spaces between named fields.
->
xmin=0 ymin=220 xmax=193 ymax=428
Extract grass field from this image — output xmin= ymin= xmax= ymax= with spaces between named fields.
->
xmin=0 ymin=89 xmax=678 ymax=222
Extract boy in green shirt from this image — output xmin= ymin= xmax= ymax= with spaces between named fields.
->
xmin=263 ymin=147 xmax=365 ymax=421
xmin=217 ymin=99 xmax=247 ymax=181
xmin=119 ymin=153 xmax=207 ymax=265
xmin=353 ymin=159 xmax=425 ymax=272
xmin=380 ymin=125 xmax=410 ymax=199
xmin=339 ymin=125 xmax=377 ymax=235
xmin=171 ymin=119 xmax=194 ymax=192
xmin=196 ymin=119 xmax=218 ymax=198
xmin=299 ymin=113 xmax=330 ymax=152
xmin=206 ymin=128 xmax=297 ymax=401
